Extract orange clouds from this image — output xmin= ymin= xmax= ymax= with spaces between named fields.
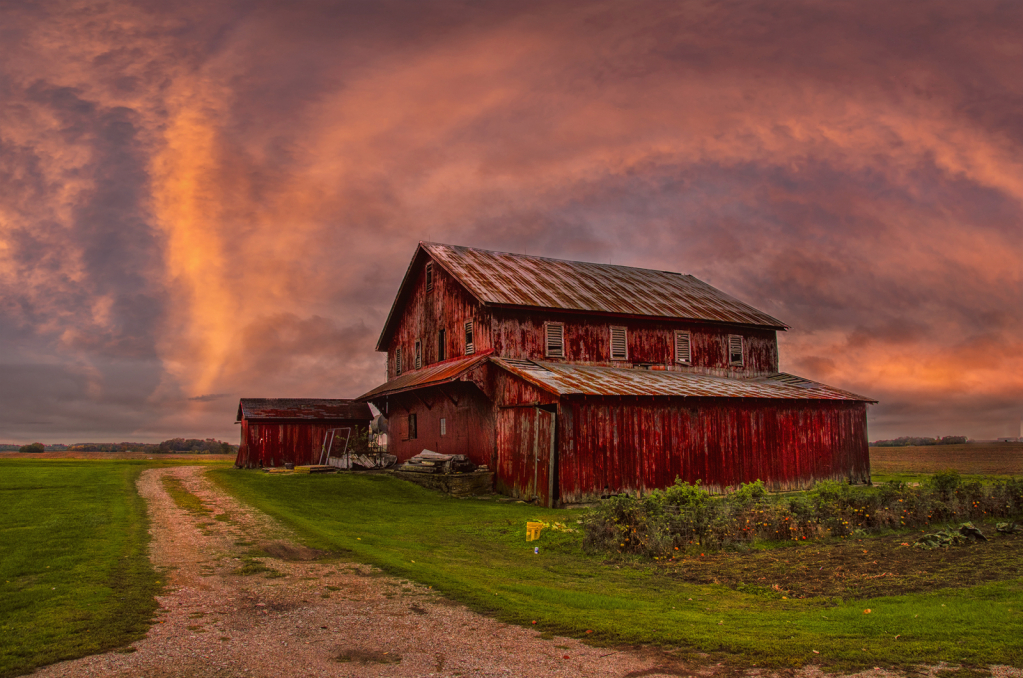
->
xmin=1 ymin=0 xmax=1021 ymax=440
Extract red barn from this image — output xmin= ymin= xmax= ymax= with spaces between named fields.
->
xmin=235 ymin=399 xmax=372 ymax=468
xmin=360 ymin=243 xmax=874 ymax=506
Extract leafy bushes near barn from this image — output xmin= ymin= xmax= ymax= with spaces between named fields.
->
xmin=582 ymin=473 xmax=1023 ymax=557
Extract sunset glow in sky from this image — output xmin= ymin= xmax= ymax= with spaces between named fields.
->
xmin=2 ymin=1 xmax=1021 ymax=443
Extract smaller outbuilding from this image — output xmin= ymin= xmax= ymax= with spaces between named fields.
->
xmin=235 ymin=399 xmax=373 ymax=468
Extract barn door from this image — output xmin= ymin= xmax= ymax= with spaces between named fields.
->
xmin=496 ymin=407 xmax=557 ymax=506
xmin=533 ymin=408 xmax=556 ymax=507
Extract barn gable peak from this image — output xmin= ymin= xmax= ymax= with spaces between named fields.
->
xmin=376 ymin=242 xmax=788 ymax=352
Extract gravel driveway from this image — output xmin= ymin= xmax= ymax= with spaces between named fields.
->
xmin=31 ymin=466 xmax=696 ymax=677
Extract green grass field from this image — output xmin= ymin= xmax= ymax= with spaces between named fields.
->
xmin=210 ymin=469 xmax=1023 ymax=670
xmin=0 ymin=459 xmax=227 ymax=678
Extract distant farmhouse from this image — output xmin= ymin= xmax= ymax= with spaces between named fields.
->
xmin=360 ymin=243 xmax=875 ymax=506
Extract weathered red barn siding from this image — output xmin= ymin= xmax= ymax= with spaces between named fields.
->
xmin=381 ymin=381 xmax=495 ymax=468
xmin=556 ymin=397 xmax=869 ymax=503
xmin=384 ymin=255 xmax=492 ymax=380
xmin=237 ymin=420 xmax=369 ymax=468
xmin=490 ymin=310 xmax=778 ymax=376
xmin=495 ymin=406 xmax=556 ymax=504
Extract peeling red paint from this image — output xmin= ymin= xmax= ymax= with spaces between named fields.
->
xmin=234 ymin=398 xmax=372 ymax=468
xmin=363 ymin=244 xmax=874 ymax=506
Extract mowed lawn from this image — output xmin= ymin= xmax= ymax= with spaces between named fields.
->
xmin=210 ymin=469 xmax=1023 ymax=670
xmin=0 ymin=459 xmax=218 ymax=678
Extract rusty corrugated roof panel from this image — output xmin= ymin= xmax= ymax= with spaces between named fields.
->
xmin=358 ymin=352 xmax=491 ymax=400
xmin=236 ymin=399 xmax=372 ymax=422
xmin=424 ymin=243 xmax=788 ymax=329
xmin=492 ymin=358 xmax=875 ymax=401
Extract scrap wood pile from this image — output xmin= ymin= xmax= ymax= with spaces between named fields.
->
xmin=399 ymin=450 xmax=476 ymax=474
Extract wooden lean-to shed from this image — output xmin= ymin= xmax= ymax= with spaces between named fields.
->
xmin=235 ymin=399 xmax=372 ymax=468
xmin=359 ymin=243 xmax=876 ymax=506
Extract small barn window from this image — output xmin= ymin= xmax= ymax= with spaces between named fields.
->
xmin=675 ymin=330 xmax=691 ymax=364
xmin=440 ymin=418 xmax=447 ymax=436
xmin=426 ymin=262 xmax=434 ymax=291
xmin=545 ymin=323 xmax=564 ymax=358
xmin=395 ymin=347 xmax=402 ymax=375
xmin=728 ymin=335 xmax=744 ymax=366
xmin=464 ymin=320 xmax=474 ymax=355
xmin=437 ymin=329 xmax=446 ymax=362
xmin=407 ymin=413 xmax=417 ymax=440
xmin=610 ymin=326 xmax=628 ymax=360
xmin=415 ymin=340 xmax=422 ymax=369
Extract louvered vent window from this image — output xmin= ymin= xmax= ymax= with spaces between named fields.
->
xmin=610 ymin=326 xmax=628 ymax=360
xmin=440 ymin=418 xmax=447 ymax=436
xmin=675 ymin=330 xmax=691 ymax=364
xmin=395 ymin=347 xmax=402 ymax=375
xmin=464 ymin=321 xmax=474 ymax=355
xmin=426 ymin=262 xmax=434 ymax=291
xmin=728 ymin=335 xmax=744 ymax=366
xmin=545 ymin=323 xmax=564 ymax=358
xmin=415 ymin=340 xmax=422 ymax=369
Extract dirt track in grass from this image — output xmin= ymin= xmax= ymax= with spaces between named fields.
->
xmin=27 ymin=466 xmax=694 ymax=678
xmin=29 ymin=466 xmax=1023 ymax=678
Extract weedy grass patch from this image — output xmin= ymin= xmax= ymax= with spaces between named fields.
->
xmin=0 ymin=459 xmax=229 ymax=678
xmin=209 ymin=469 xmax=1023 ymax=670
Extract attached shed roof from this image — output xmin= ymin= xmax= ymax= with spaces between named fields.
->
xmin=358 ymin=353 xmax=491 ymax=400
xmin=236 ymin=399 xmax=372 ymax=422
xmin=492 ymin=358 xmax=875 ymax=402
xmin=376 ymin=242 xmax=788 ymax=350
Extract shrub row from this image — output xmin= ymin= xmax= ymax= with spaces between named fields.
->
xmin=581 ymin=471 xmax=1023 ymax=557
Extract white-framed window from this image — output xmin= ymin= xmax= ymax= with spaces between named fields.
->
xmin=415 ymin=339 xmax=422 ymax=369
xmin=610 ymin=326 xmax=628 ymax=360
xmin=545 ymin=322 xmax=564 ymax=358
xmin=440 ymin=418 xmax=447 ymax=436
xmin=426 ymin=262 xmax=434 ymax=292
xmin=395 ymin=347 xmax=402 ymax=375
xmin=464 ymin=320 xmax=474 ymax=355
xmin=675 ymin=330 xmax=691 ymax=364
xmin=728 ymin=334 xmax=744 ymax=366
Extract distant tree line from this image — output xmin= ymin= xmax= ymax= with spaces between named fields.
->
xmin=869 ymin=435 xmax=968 ymax=447
xmin=4 ymin=439 xmax=237 ymax=453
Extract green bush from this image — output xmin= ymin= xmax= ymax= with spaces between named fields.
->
xmin=583 ymin=474 xmax=1023 ymax=558
xmin=18 ymin=442 xmax=44 ymax=453
xmin=930 ymin=469 xmax=962 ymax=499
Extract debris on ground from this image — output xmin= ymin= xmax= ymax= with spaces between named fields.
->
xmin=399 ymin=450 xmax=475 ymax=474
xmin=915 ymin=523 xmax=988 ymax=549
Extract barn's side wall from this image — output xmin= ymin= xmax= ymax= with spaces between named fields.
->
xmin=385 ymin=255 xmax=491 ymax=380
xmin=490 ymin=310 xmax=779 ymax=377
xmin=379 ymin=381 xmax=495 ymax=468
xmin=557 ymin=397 xmax=870 ymax=504
xmin=235 ymin=420 xmax=370 ymax=468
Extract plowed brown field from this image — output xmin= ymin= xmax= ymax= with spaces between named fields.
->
xmin=869 ymin=443 xmax=1023 ymax=475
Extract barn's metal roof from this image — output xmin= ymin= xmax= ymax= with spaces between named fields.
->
xmin=358 ymin=353 xmax=491 ymax=400
xmin=236 ymin=399 xmax=372 ymax=422
xmin=424 ymin=243 xmax=788 ymax=328
xmin=492 ymin=359 xmax=875 ymax=401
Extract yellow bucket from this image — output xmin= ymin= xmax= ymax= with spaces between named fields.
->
xmin=526 ymin=522 xmax=544 ymax=541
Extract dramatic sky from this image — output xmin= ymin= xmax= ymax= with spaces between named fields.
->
xmin=2 ymin=0 xmax=1021 ymax=443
